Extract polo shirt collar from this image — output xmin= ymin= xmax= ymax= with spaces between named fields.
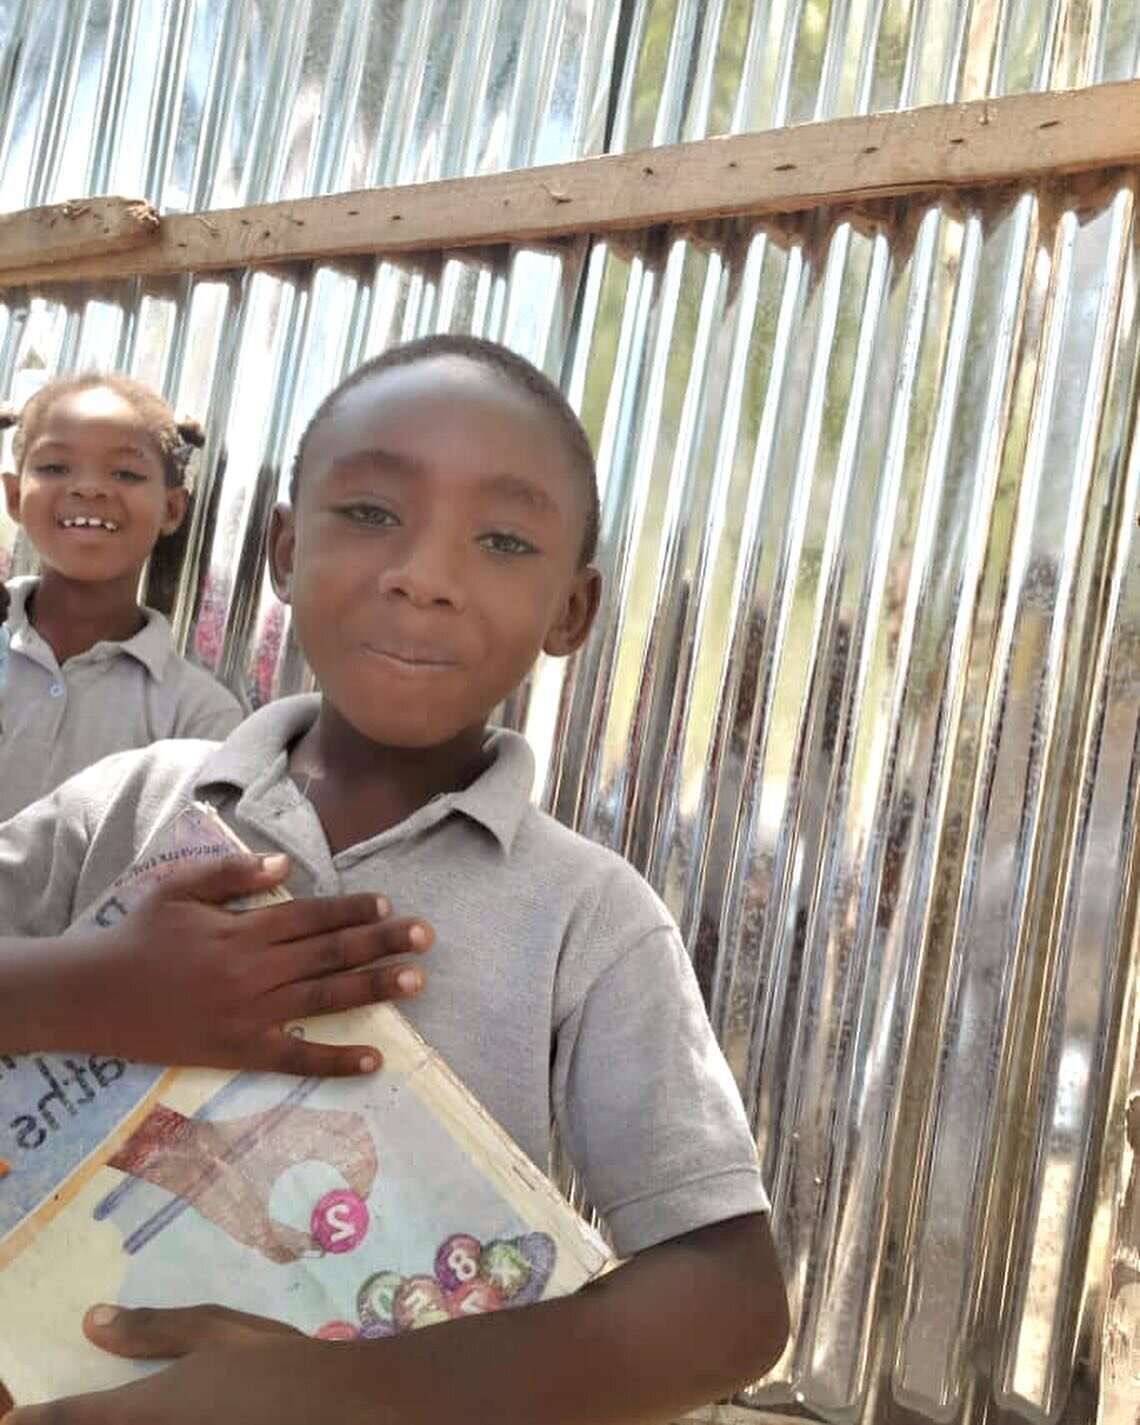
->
xmin=194 ymin=693 xmax=535 ymax=852
xmin=119 ymin=607 xmax=174 ymax=679
xmin=5 ymin=575 xmax=173 ymax=680
xmin=5 ymin=577 xmax=35 ymax=644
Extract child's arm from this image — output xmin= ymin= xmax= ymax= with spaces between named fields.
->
xmin=3 ymin=1212 xmax=788 ymax=1425
xmin=0 ymin=854 xmax=432 ymax=1075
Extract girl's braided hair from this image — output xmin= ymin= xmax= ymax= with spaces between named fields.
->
xmin=0 ymin=372 xmax=204 ymax=488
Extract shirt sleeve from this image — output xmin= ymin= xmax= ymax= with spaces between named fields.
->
xmin=0 ymin=780 xmax=94 ymax=936
xmin=169 ymin=666 xmax=246 ymax=742
xmin=551 ymin=875 xmax=770 ymax=1258
xmin=1 ymin=743 xmax=213 ymax=940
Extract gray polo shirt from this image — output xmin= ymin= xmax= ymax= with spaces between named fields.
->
xmin=0 ymin=695 xmax=768 ymax=1255
xmin=0 ymin=576 xmax=244 ymax=822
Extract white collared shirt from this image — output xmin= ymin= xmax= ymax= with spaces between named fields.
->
xmin=0 ymin=576 xmax=244 ymax=821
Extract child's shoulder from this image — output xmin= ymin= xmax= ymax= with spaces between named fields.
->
xmin=44 ymin=735 xmax=226 ymax=821
xmin=515 ymin=801 xmax=676 ymax=942
xmin=162 ymin=648 xmax=245 ymax=717
xmin=518 ymin=800 xmax=635 ymax=874
xmin=134 ymin=611 xmax=245 ymax=733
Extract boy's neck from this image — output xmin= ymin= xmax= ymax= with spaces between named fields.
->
xmin=28 ymin=570 xmax=146 ymax=664
xmin=290 ymin=700 xmax=491 ymax=852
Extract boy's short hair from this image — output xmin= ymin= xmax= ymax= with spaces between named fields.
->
xmin=0 ymin=373 xmax=205 ymax=489
xmin=289 ymin=335 xmax=601 ymax=566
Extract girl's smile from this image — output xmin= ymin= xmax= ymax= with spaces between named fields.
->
xmin=4 ymin=386 xmax=186 ymax=593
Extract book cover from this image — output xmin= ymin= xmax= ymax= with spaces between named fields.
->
xmin=0 ymin=803 xmax=611 ymax=1405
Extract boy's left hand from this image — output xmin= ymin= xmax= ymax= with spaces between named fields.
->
xmin=4 ymin=1216 xmax=788 ymax=1425
xmin=2 ymin=1305 xmax=389 ymax=1425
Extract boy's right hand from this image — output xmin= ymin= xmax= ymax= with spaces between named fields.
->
xmin=82 ymin=853 xmax=431 ymax=1076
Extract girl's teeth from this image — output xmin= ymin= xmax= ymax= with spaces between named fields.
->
xmin=62 ymin=516 xmax=118 ymax=530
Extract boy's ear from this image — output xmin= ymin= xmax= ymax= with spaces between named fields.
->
xmin=267 ymin=503 xmax=296 ymax=602
xmin=2 ymin=471 xmax=20 ymax=524
xmin=543 ymin=566 xmax=602 ymax=658
xmin=160 ymin=485 xmax=190 ymax=536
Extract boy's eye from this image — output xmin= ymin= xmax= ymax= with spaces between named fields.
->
xmin=479 ymin=532 xmax=539 ymax=556
xmin=338 ymin=503 xmax=398 ymax=527
xmin=31 ymin=462 xmax=68 ymax=477
xmin=113 ymin=468 xmax=147 ymax=484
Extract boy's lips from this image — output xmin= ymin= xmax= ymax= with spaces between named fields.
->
xmin=362 ymin=641 xmax=457 ymax=669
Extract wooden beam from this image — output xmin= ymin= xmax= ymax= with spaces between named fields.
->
xmin=0 ymin=197 xmax=159 ymax=274
xmin=2 ymin=79 xmax=1138 ymax=290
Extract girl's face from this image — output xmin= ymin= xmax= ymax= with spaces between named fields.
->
xmin=2 ymin=386 xmax=187 ymax=590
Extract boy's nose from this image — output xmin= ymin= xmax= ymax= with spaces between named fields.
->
xmin=376 ymin=539 xmax=464 ymax=610
xmin=378 ymin=567 xmax=462 ymax=610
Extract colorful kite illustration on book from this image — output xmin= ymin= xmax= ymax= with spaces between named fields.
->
xmin=96 ymin=1078 xmax=376 ymax=1263
xmin=88 ymin=1071 xmax=558 ymax=1338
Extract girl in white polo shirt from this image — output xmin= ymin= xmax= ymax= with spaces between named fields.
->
xmin=0 ymin=373 xmax=242 ymax=820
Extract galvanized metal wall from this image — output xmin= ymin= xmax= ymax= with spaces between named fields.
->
xmin=0 ymin=4 xmax=1138 ymax=1424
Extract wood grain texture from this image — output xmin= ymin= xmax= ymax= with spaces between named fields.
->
xmin=0 ymin=197 xmax=160 ymax=274
xmin=1 ymin=80 xmax=1137 ymax=289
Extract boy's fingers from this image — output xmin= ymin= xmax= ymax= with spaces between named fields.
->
xmin=268 ymin=916 xmax=432 ymax=987
xmin=245 ymin=891 xmax=392 ymax=945
xmin=274 ymin=960 xmax=426 ymax=1022
xmin=82 ymin=1302 xmax=297 ymax=1359
xmin=260 ymin=1032 xmax=384 ymax=1079
xmin=152 ymin=852 xmax=291 ymax=907
xmin=374 ymin=915 xmax=433 ymax=957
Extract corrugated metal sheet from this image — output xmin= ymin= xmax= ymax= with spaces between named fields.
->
xmin=610 ymin=0 xmax=1140 ymax=143
xmin=0 ymin=4 xmax=1138 ymax=1424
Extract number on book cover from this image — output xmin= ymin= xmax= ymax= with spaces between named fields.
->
xmin=449 ymin=1245 xmax=478 ymax=1281
xmin=436 ymin=1233 xmax=481 ymax=1288
xmin=311 ymin=1190 xmax=369 ymax=1253
xmin=394 ymin=1276 xmax=450 ymax=1330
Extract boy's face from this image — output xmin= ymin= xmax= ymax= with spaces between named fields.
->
xmin=270 ymin=357 xmax=601 ymax=749
xmin=2 ymin=387 xmax=187 ymax=588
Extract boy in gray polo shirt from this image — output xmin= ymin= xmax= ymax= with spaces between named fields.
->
xmin=0 ymin=337 xmax=788 ymax=1425
xmin=0 ymin=373 xmax=243 ymax=822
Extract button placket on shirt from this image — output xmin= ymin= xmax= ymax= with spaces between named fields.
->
xmin=15 ymin=626 xmax=67 ymax=705
xmin=32 ymin=668 xmax=68 ymax=763
xmin=51 ymin=652 xmax=99 ymax=702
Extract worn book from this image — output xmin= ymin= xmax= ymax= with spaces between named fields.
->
xmin=0 ymin=802 xmax=611 ymax=1405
